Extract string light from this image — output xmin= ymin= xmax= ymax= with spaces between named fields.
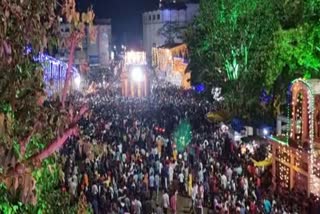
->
xmin=34 ymin=53 xmax=79 ymax=96
xmin=273 ymin=78 xmax=320 ymax=196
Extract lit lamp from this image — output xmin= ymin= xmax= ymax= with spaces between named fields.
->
xmin=263 ymin=128 xmax=269 ymax=136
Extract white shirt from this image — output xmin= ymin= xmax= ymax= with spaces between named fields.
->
xmin=221 ymin=174 xmax=227 ymax=189
xmin=162 ymin=193 xmax=170 ymax=208
xmin=191 ymin=185 xmax=198 ymax=200
xmin=169 ymin=165 xmax=174 ymax=182
xmin=135 ymin=199 xmax=142 ymax=214
xmin=178 ymin=173 xmax=184 ymax=183
xmin=155 ymin=174 xmax=160 ymax=187
xmin=149 ymin=175 xmax=155 ymax=187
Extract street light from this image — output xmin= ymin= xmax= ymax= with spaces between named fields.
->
xmin=131 ymin=67 xmax=144 ymax=82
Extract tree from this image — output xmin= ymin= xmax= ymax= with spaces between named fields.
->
xmin=186 ymin=0 xmax=320 ymax=119
xmin=263 ymin=0 xmax=320 ymax=116
xmin=158 ymin=22 xmax=186 ymax=44
xmin=0 ymin=0 xmax=94 ymax=211
xmin=186 ymin=0 xmax=280 ymax=118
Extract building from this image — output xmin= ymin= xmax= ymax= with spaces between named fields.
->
xmin=152 ymin=43 xmax=190 ymax=89
xmin=142 ymin=1 xmax=199 ymax=61
xmin=57 ymin=18 xmax=112 ymax=68
xmin=121 ymin=51 xmax=149 ymax=97
xmin=87 ymin=19 xmax=112 ymax=66
xmin=34 ymin=53 xmax=80 ymax=97
xmin=270 ymin=78 xmax=320 ymax=196
xmin=159 ymin=0 xmax=189 ymax=8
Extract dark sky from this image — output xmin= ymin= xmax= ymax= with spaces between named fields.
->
xmin=78 ymin=0 xmax=159 ymax=48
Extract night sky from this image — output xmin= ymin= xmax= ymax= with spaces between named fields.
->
xmin=78 ymin=0 xmax=159 ymax=48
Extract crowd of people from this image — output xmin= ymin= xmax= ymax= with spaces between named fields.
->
xmin=59 ymin=80 xmax=320 ymax=214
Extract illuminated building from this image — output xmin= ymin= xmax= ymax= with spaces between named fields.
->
xmin=120 ymin=51 xmax=149 ymax=97
xmin=270 ymin=78 xmax=320 ymax=196
xmin=34 ymin=54 xmax=80 ymax=97
xmin=142 ymin=2 xmax=198 ymax=61
xmin=152 ymin=43 xmax=190 ymax=89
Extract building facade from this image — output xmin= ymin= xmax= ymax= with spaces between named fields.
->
xmin=152 ymin=43 xmax=190 ymax=89
xmin=57 ymin=19 xmax=112 ymax=68
xmin=270 ymin=79 xmax=320 ymax=196
xmin=142 ymin=1 xmax=198 ymax=61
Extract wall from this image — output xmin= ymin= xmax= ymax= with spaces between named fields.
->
xmin=142 ymin=3 xmax=198 ymax=61
xmin=57 ymin=20 xmax=112 ymax=67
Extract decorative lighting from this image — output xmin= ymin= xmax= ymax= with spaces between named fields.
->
xmin=74 ymin=74 xmax=81 ymax=88
xmin=131 ymin=67 xmax=144 ymax=82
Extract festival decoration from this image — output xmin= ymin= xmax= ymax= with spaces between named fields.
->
xmin=259 ymin=89 xmax=273 ymax=105
xmin=212 ymin=87 xmax=224 ymax=102
xmin=270 ymin=78 xmax=320 ymax=196
xmin=125 ymin=51 xmax=147 ymax=65
xmin=152 ymin=43 xmax=190 ymax=88
xmin=173 ymin=120 xmax=192 ymax=152
xmin=33 ymin=53 xmax=79 ymax=96
xmin=195 ymin=83 xmax=205 ymax=93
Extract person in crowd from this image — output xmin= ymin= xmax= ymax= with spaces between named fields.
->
xmin=59 ymin=80 xmax=319 ymax=214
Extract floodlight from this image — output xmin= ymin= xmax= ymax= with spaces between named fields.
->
xmin=131 ymin=67 xmax=144 ymax=82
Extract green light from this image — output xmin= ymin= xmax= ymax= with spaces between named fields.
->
xmin=173 ymin=120 xmax=192 ymax=152
xmin=269 ymin=136 xmax=289 ymax=146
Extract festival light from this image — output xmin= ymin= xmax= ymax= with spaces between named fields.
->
xmin=131 ymin=67 xmax=144 ymax=82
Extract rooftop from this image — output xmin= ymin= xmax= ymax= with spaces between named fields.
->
xmin=292 ymin=78 xmax=320 ymax=95
xmin=160 ymin=2 xmax=187 ymax=10
xmin=157 ymin=43 xmax=184 ymax=49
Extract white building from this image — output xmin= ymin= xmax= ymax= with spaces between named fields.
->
xmin=142 ymin=1 xmax=199 ymax=61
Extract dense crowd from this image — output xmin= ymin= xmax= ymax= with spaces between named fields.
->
xmin=60 ymin=82 xmax=320 ymax=214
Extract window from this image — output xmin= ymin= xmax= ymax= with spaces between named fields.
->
xmin=153 ymin=15 xmax=155 ymax=20
xmin=157 ymin=14 xmax=160 ymax=20
xmin=149 ymin=15 xmax=151 ymax=20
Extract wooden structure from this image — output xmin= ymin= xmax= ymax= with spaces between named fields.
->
xmin=270 ymin=79 xmax=320 ymax=196
xmin=152 ymin=43 xmax=190 ymax=89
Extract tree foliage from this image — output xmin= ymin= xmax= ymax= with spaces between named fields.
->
xmin=158 ymin=22 xmax=186 ymax=44
xmin=186 ymin=0 xmax=320 ymax=119
xmin=0 ymin=0 xmax=94 ymax=211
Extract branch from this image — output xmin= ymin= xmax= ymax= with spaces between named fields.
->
xmin=29 ymin=103 xmax=88 ymax=162
xmin=19 ymin=121 xmax=41 ymax=156
xmin=61 ymin=33 xmax=77 ymax=108
xmin=2 ymin=105 xmax=88 ymax=179
xmin=30 ymin=126 xmax=78 ymax=162
xmin=71 ymin=105 xmax=89 ymax=125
